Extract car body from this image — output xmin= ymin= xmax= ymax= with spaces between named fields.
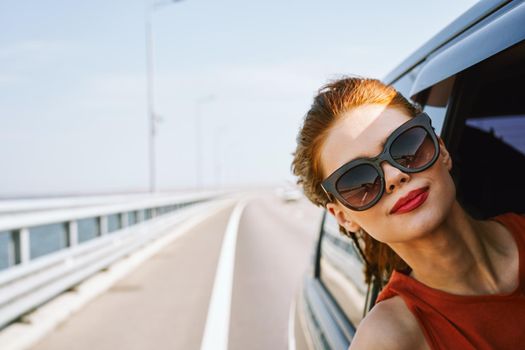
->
xmin=290 ymin=1 xmax=525 ymax=349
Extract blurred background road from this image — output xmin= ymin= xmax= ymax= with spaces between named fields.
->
xmin=29 ymin=192 xmax=322 ymax=350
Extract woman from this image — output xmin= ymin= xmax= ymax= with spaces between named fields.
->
xmin=291 ymin=77 xmax=525 ymax=349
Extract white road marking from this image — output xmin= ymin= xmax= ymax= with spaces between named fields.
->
xmin=200 ymin=199 xmax=249 ymax=350
xmin=288 ymin=294 xmax=297 ymax=350
xmin=0 ymin=199 xmax=236 ymax=350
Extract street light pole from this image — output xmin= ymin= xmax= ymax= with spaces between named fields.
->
xmin=213 ymin=125 xmax=228 ymax=188
xmin=195 ymin=95 xmax=215 ymax=188
xmin=144 ymin=0 xmax=183 ymax=193
xmin=145 ymin=5 xmax=156 ymax=193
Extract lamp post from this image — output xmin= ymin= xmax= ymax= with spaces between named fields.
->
xmin=145 ymin=0 xmax=183 ymax=193
xmin=213 ymin=125 xmax=228 ymax=188
xmin=195 ymin=94 xmax=215 ymax=188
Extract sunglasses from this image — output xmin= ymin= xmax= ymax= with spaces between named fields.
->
xmin=321 ymin=112 xmax=440 ymax=211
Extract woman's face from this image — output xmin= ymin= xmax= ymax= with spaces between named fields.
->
xmin=321 ymin=104 xmax=456 ymax=244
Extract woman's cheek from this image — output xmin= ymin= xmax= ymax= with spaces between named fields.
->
xmin=434 ymin=162 xmax=457 ymax=209
xmin=357 ymin=208 xmax=391 ymax=242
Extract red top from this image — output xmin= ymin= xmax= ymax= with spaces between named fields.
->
xmin=375 ymin=212 xmax=525 ymax=350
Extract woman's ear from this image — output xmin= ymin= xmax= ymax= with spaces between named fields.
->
xmin=438 ymin=136 xmax=452 ymax=171
xmin=326 ymin=201 xmax=361 ymax=233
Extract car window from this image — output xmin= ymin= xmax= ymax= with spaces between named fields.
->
xmin=392 ymin=64 xmax=453 ymax=135
xmin=465 ymin=117 xmax=525 ymax=154
xmin=390 ymin=64 xmax=421 ymax=99
xmin=319 ymin=213 xmax=368 ymax=327
xmin=422 ymin=76 xmax=456 ymax=135
xmin=446 ymin=42 xmax=525 ymax=218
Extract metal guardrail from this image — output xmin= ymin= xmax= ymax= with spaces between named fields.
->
xmin=0 ymin=191 xmax=224 ymax=329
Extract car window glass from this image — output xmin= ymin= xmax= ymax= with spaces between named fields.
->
xmin=391 ymin=64 xmax=452 ymax=135
xmin=465 ymin=116 xmax=525 ymax=154
xmin=422 ymin=76 xmax=455 ymax=135
xmin=319 ymin=213 xmax=367 ymax=327
xmin=391 ymin=64 xmax=421 ymax=101
xmin=450 ymin=45 xmax=525 ymax=218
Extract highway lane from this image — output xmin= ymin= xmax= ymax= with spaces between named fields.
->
xmin=31 ymin=202 xmax=235 ymax=350
xmin=30 ymin=192 xmax=322 ymax=349
xmin=228 ymin=193 xmax=323 ymax=350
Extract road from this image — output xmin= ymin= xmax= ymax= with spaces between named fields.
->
xmin=31 ymin=192 xmax=323 ymax=350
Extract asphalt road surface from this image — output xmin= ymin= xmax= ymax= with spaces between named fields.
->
xmin=31 ymin=192 xmax=323 ymax=350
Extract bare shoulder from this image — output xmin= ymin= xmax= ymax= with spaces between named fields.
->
xmin=349 ymin=296 xmax=429 ymax=350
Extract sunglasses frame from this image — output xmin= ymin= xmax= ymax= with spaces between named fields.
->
xmin=321 ymin=112 xmax=440 ymax=211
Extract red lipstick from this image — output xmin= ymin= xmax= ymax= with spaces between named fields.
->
xmin=390 ymin=187 xmax=429 ymax=214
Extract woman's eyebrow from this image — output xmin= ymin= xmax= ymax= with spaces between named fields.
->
xmin=353 ymin=129 xmax=392 ymax=159
xmin=355 ymin=139 xmax=386 ymax=159
xmin=370 ymin=138 xmax=388 ymax=157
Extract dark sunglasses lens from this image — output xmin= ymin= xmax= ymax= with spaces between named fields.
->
xmin=390 ymin=127 xmax=436 ymax=169
xmin=336 ymin=164 xmax=382 ymax=209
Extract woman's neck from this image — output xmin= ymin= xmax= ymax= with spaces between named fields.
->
xmin=389 ymin=201 xmax=507 ymax=295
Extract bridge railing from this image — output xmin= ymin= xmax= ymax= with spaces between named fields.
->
xmin=0 ymin=191 xmax=224 ymax=329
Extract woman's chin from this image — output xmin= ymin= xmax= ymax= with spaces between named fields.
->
xmin=389 ymin=201 xmax=448 ymax=241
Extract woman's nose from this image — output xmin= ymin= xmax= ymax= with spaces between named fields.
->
xmin=382 ymin=162 xmax=410 ymax=193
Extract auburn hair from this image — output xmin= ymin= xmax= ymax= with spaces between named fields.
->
xmin=291 ymin=76 xmax=422 ymax=286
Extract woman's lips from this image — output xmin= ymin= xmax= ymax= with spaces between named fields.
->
xmin=390 ymin=187 xmax=429 ymax=214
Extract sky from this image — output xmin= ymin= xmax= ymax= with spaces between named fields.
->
xmin=0 ymin=0 xmax=479 ymax=198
